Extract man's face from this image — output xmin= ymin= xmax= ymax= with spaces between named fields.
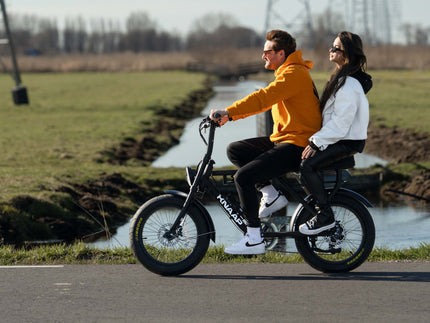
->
xmin=262 ymin=40 xmax=285 ymax=70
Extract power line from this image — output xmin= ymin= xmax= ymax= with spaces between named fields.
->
xmin=263 ymin=0 xmax=400 ymax=46
xmin=263 ymin=0 xmax=315 ymax=47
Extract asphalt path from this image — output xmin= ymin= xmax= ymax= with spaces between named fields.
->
xmin=1 ymin=262 xmax=429 ymax=322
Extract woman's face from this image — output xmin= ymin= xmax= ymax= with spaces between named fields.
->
xmin=329 ymin=37 xmax=345 ymax=66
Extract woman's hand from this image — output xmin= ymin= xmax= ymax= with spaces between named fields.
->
xmin=210 ymin=109 xmax=229 ymax=126
xmin=302 ymin=145 xmax=317 ymax=159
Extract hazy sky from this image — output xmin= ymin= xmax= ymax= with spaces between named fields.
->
xmin=5 ymin=0 xmax=428 ymax=43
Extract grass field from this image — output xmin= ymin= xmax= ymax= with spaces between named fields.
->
xmin=0 ymin=71 xmax=207 ymax=200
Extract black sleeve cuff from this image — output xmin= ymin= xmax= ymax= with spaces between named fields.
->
xmin=309 ymin=141 xmax=320 ymax=151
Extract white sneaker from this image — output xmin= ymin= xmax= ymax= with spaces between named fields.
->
xmin=224 ymin=234 xmax=265 ymax=255
xmin=259 ymin=191 xmax=288 ymax=218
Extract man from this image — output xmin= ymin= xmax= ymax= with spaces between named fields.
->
xmin=210 ymin=30 xmax=321 ymax=255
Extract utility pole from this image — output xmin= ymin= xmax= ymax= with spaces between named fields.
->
xmin=0 ymin=0 xmax=29 ymax=104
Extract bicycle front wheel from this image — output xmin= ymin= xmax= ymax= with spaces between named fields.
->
xmin=294 ymin=195 xmax=375 ymax=273
xmin=129 ymin=195 xmax=210 ymax=276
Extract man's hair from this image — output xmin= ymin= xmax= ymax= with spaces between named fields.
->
xmin=266 ymin=30 xmax=296 ymax=57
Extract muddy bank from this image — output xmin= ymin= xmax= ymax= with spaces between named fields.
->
xmin=2 ymin=174 xmax=147 ymax=244
xmin=99 ymin=80 xmax=215 ymax=166
xmin=366 ymin=125 xmax=430 ymax=163
xmin=366 ymin=125 xmax=430 ymax=202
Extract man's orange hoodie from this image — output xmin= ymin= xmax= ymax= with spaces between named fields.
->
xmin=226 ymin=50 xmax=321 ymax=147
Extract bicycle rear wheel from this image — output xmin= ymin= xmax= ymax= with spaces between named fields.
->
xmin=130 ymin=194 xmax=210 ymax=276
xmin=294 ymin=194 xmax=375 ymax=273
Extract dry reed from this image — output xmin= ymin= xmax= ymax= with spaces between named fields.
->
xmin=0 ymin=45 xmax=429 ymax=73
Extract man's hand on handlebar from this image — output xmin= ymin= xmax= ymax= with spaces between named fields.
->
xmin=209 ymin=109 xmax=229 ymax=126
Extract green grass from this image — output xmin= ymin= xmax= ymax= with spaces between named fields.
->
xmin=0 ymin=242 xmax=428 ymax=265
xmin=0 ymin=71 xmax=206 ymax=200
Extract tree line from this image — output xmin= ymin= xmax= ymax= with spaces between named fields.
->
xmin=0 ymin=12 xmax=263 ymax=56
xmin=0 ymin=11 xmax=428 ymax=57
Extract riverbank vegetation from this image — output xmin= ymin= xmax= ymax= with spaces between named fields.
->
xmin=1 ymin=243 xmax=429 ymax=265
xmin=8 ymin=45 xmax=430 ymax=73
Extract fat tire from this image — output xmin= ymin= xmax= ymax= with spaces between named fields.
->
xmin=294 ymin=195 xmax=375 ymax=273
xmin=130 ymin=194 xmax=210 ymax=276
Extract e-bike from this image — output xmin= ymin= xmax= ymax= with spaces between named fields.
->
xmin=130 ymin=116 xmax=375 ymax=276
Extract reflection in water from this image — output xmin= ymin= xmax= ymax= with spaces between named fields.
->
xmin=89 ymin=80 xmax=427 ymax=250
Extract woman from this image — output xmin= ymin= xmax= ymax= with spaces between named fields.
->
xmin=299 ymin=31 xmax=372 ymax=235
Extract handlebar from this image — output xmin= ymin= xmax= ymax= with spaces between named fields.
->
xmin=199 ymin=114 xmax=220 ymax=146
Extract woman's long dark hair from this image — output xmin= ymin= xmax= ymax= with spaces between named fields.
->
xmin=319 ymin=31 xmax=367 ymax=111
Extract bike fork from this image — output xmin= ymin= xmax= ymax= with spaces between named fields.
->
xmin=167 ymin=178 xmax=202 ymax=236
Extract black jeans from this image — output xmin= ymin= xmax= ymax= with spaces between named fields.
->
xmin=227 ymin=136 xmax=304 ymax=227
xmin=300 ymin=140 xmax=365 ymax=207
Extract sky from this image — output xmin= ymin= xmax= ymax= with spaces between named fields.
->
xmin=4 ymin=0 xmax=429 ymax=43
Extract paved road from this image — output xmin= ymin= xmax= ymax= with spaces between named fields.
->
xmin=1 ymin=262 xmax=429 ymax=322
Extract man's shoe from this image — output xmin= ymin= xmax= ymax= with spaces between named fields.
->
xmin=259 ymin=191 xmax=288 ymax=218
xmin=299 ymin=214 xmax=336 ymax=235
xmin=224 ymin=234 xmax=265 ymax=255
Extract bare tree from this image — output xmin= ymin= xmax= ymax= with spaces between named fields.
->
xmin=402 ymin=23 xmax=414 ymax=45
xmin=414 ymin=26 xmax=429 ymax=45
xmin=103 ymin=20 xmax=122 ymax=53
xmin=63 ymin=16 xmax=87 ymax=53
xmin=122 ymin=12 xmax=159 ymax=52
xmin=186 ymin=12 xmax=261 ymax=51
xmin=402 ymin=23 xmax=429 ymax=45
xmin=33 ymin=18 xmax=59 ymax=54
xmin=189 ymin=12 xmax=237 ymax=34
xmin=125 ymin=12 xmax=157 ymax=32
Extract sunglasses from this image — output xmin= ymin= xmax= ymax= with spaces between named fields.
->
xmin=263 ymin=49 xmax=276 ymax=55
xmin=329 ymin=45 xmax=344 ymax=53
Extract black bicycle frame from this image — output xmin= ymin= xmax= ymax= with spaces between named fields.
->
xmin=169 ymin=118 xmax=307 ymax=239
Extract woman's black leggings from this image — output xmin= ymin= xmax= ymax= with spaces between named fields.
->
xmin=300 ymin=140 xmax=365 ymax=207
xmin=227 ymin=136 xmax=304 ymax=227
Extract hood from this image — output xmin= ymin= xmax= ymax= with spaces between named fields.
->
xmin=351 ymin=70 xmax=373 ymax=94
xmin=275 ymin=50 xmax=313 ymax=76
